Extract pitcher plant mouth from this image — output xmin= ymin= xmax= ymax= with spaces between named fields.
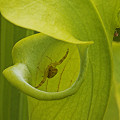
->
xmin=3 ymin=33 xmax=93 ymax=100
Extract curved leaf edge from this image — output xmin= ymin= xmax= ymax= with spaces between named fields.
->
xmin=3 ymin=33 xmax=93 ymax=100
xmin=0 ymin=14 xmax=94 ymax=45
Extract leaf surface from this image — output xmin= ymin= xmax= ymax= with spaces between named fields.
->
xmin=0 ymin=15 xmax=30 ymax=120
xmin=112 ymin=42 xmax=120 ymax=118
xmin=1 ymin=0 xmax=120 ymax=120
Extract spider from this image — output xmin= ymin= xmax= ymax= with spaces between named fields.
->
xmin=114 ymin=30 xmax=119 ymax=37
xmin=35 ymin=49 xmax=69 ymax=88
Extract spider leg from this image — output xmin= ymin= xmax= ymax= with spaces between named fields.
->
xmin=35 ymin=65 xmax=50 ymax=88
xmin=58 ymin=49 xmax=69 ymax=64
xmin=57 ymin=64 xmax=66 ymax=92
xmin=46 ymin=56 xmax=52 ymax=62
xmin=35 ymin=66 xmax=44 ymax=86
xmin=52 ymin=49 xmax=69 ymax=67
xmin=35 ymin=76 xmax=47 ymax=88
xmin=57 ymin=52 xmax=73 ymax=92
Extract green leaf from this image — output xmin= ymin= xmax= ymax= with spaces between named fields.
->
xmin=1 ymin=0 xmax=120 ymax=43
xmin=0 ymin=15 xmax=29 ymax=120
xmin=104 ymin=41 xmax=120 ymax=120
xmin=118 ymin=10 xmax=120 ymax=27
xmin=1 ymin=0 xmax=120 ymax=120
xmin=3 ymin=33 xmax=93 ymax=120
xmin=103 ymin=86 xmax=119 ymax=120
xmin=3 ymin=33 xmax=92 ymax=100
xmin=112 ymin=42 xmax=120 ymax=117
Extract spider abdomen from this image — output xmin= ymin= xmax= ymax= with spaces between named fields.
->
xmin=47 ymin=66 xmax=58 ymax=78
